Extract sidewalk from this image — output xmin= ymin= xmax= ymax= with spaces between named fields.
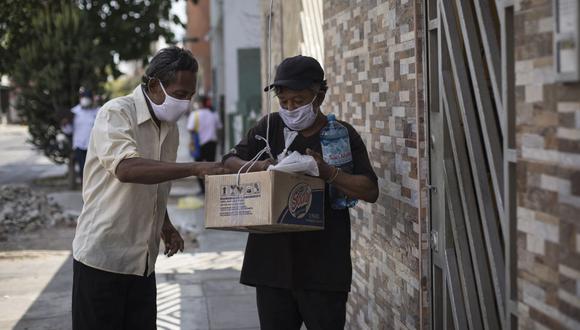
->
xmin=0 ymin=123 xmax=259 ymax=329
xmin=156 ymin=180 xmax=259 ymax=330
xmin=0 ymin=124 xmax=67 ymax=185
xmin=0 ymin=188 xmax=257 ymax=330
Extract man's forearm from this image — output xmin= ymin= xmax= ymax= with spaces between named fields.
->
xmin=223 ymin=157 xmax=246 ymax=172
xmin=223 ymin=156 xmax=274 ymax=173
xmin=116 ymin=157 xmax=208 ymax=184
xmin=163 ymin=211 xmax=175 ymax=229
xmin=330 ymin=171 xmax=379 ymax=203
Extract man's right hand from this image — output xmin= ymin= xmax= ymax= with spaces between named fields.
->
xmin=116 ymin=158 xmax=232 ymax=185
xmin=193 ymin=162 xmax=232 ymax=177
xmin=222 ymin=156 xmax=276 ymax=173
xmin=246 ymin=158 xmax=276 ymax=172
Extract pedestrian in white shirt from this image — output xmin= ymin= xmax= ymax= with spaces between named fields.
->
xmin=187 ymin=95 xmax=222 ymax=194
xmin=62 ymin=88 xmax=99 ymax=183
xmin=71 ymin=46 xmax=229 ymax=330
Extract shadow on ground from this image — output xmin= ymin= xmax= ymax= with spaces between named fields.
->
xmin=1 ymin=221 xmax=257 ymax=330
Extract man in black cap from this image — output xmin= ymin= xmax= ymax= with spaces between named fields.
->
xmin=223 ymin=55 xmax=379 ymax=329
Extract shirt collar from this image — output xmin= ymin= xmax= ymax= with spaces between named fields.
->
xmin=133 ymin=85 xmax=154 ymax=125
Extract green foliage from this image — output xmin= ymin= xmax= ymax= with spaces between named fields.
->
xmin=104 ymin=74 xmax=143 ymax=99
xmin=1 ymin=0 xmax=189 ymax=163
xmin=11 ymin=1 xmax=110 ymax=163
xmin=78 ymin=0 xmax=180 ymax=75
xmin=0 ymin=0 xmax=39 ymax=76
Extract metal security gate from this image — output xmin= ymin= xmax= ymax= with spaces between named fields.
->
xmin=424 ymin=0 xmax=517 ymax=329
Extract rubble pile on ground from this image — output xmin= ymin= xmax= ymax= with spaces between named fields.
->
xmin=0 ymin=184 xmax=76 ymax=239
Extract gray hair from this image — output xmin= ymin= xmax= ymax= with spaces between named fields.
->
xmin=141 ymin=46 xmax=199 ymax=89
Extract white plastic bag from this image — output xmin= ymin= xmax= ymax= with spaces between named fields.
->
xmin=268 ymin=151 xmax=319 ymax=176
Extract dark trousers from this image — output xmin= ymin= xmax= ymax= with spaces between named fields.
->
xmin=256 ymin=286 xmax=348 ymax=330
xmin=74 ymin=148 xmax=87 ymax=181
xmin=196 ymin=141 xmax=217 ymax=193
xmin=72 ymin=259 xmax=157 ymax=330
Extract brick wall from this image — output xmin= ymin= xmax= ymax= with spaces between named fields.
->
xmin=515 ymin=0 xmax=580 ymax=328
xmin=323 ymin=1 xmax=428 ymax=328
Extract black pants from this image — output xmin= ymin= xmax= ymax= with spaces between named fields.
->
xmin=196 ymin=141 xmax=217 ymax=193
xmin=72 ymin=259 xmax=157 ymax=330
xmin=256 ymin=286 xmax=348 ymax=330
xmin=74 ymin=148 xmax=87 ymax=181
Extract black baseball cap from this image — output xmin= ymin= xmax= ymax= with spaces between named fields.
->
xmin=264 ymin=55 xmax=324 ymax=92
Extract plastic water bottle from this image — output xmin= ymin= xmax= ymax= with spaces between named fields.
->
xmin=320 ymin=114 xmax=358 ymax=209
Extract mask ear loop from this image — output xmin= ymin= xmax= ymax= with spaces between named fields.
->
xmin=310 ymin=95 xmax=318 ymax=107
xmin=145 ymin=76 xmax=155 ymax=93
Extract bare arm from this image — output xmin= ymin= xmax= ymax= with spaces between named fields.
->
xmin=306 ymin=149 xmax=378 ymax=203
xmin=326 ymin=168 xmax=379 ymax=203
xmin=116 ymin=157 xmax=229 ymax=184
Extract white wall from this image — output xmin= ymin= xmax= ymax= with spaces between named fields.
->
xmin=210 ymin=0 xmax=225 ymax=95
xmin=223 ymin=0 xmax=261 ymax=115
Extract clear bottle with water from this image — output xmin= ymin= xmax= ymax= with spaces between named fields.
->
xmin=320 ymin=114 xmax=358 ymax=209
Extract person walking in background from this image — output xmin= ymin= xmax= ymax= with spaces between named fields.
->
xmin=187 ymin=95 xmax=222 ymax=194
xmin=61 ymin=87 xmax=100 ymax=183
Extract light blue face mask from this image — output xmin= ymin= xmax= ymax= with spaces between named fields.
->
xmin=278 ymin=95 xmax=317 ymax=131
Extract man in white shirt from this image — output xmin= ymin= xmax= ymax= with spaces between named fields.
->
xmin=187 ymin=95 xmax=223 ymax=194
xmin=62 ymin=88 xmax=99 ymax=182
xmin=71 ymin=47 xmax=228 ymax=330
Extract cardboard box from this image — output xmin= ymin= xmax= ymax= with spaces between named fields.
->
xmin=204 ymin=170 xmax=325 ymax=233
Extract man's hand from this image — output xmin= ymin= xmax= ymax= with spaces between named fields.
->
xmin=223 ymin=156 xmax=277 ymax=173
xmin=307 ymin=148 xmax=379 ymax=203
xmin=161 ymin=222 xmax=184 ymax=257
xmin=306 ymin=148 xmax=335 ymax=180
xmin=247 ymin=158 xmax=276 ymax=172
xmin=193 ymin=162 xmax=232 ymax=177
xmin=116 ymin=158 xmax=230 ymax=185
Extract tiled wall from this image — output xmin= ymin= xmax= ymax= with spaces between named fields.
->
xmin=259 ymin=0 xmax=580 ymax=328
xmin=515 ymin=1 xmax=580 ymax=329
xmin=323 ymin=1 xmax=428 ymax=328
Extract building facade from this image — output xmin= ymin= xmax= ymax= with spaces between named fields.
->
xmin=260 ymin=0 xmax=580 ymax=329
xmin=185 ymin=0 xmax=212 ymax=95
xmin=187 ymin=0 xmax=262 ymax=152
xmin=514 ymin=0 xmax=580 ymax=328
xmin=323 ymin=1 xmax=428 ymax=328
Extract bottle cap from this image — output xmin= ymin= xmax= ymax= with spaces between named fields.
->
xmin=327 ymin=114 xmax=336 ymax=121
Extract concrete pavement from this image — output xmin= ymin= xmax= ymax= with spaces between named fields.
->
xmin=0 ymin=123 xmax=259 ymax=329
xmin=0 ymin=124 xmax=67 ymax=185
xmin=0 ymin=200 xmax=257 ymax=330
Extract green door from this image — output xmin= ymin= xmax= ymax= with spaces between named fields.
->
xmin=229 ymin=48 xmax=261 ymax=148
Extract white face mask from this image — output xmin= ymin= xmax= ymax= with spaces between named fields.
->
xmin=278 ymin=96 xmax=317 ymax=131
xmin=80 ymin=97 xmax=92 ymax=108
xmin=145 ymin=81 xmax=191 ymax=122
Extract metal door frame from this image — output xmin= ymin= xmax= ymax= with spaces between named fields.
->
xmin=423 ymin=0 xmax=517 ymax=329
